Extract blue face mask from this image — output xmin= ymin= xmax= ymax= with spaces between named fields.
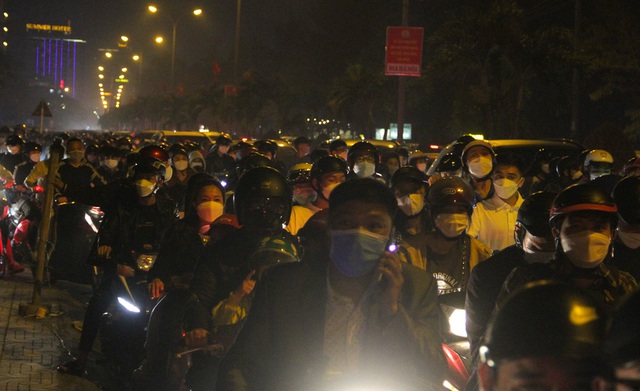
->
xmin=329 ymin=228 xmax=388 ymax=277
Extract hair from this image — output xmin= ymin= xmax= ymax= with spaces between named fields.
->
xmin=329 ymin=178 xmax=397 ymax=218
xmin=382 ymin=151 xmax=400 ymax=164
xmin=66 ymin=137 xmax=84 ymax=149
xmin=495 ymin=152 xmax=526 ymax=176
xmin=293 ymin=136 xmax=310 ymax=148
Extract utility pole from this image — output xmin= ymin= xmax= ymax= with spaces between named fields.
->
xmin=570 ymin=0 xmax=581 ymax=140
xmin=396 ymin=0 xmax=409 ymax=142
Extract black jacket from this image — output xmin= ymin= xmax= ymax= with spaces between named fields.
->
xmin=610 ymin=237 xmax=640 ymax=281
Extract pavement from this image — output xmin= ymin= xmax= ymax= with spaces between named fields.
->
xmin=0 ymin=272 xmax=120 ymax=391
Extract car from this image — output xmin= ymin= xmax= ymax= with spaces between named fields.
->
xmin=427 ymin=138 xmax=585 ymax=176
xmin=318 ymin=139 xmax=402 ymax=156
xmin=135 ymin=130 xmax=220 ymax=150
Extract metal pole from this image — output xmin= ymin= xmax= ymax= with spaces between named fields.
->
xmin=570 ymin=0 xmax=581 ymax=140
xmin=171 ymin=21 xmax=177 ymax=93
xmin=396 ymin=0 xmax=409 ymax=142
xmin=234 ymin=0 xmax=242 ymax=83
xmin=19 ymin=143 xmax=63 ymax=317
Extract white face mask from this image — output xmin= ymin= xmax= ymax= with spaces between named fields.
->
xmin=174 ymin=160 xmax=189 ymax=171
xmin=561 ymin=231 xmax=611 ymax=268
xmin=396 ymin=194 xmax=424 ymax=216
xmin=135 ymin=179 xmax=156 ymax=198
xmin=68 ymin=150 xmax=84 ymax=163
xmin=467 ymin=156 xmax=493 ymax=178
xmin=434 ymin=213 xmax=469 ymax=238
xmin=105 ymin=159 xmax=119 ymax=169
xmin=493 ymin=178 xmax=520 ymax=200
xmin=353 ymin=161 xmax=376 ymax=178
xmin=617 ymin=229 xmax=640 ymax=249
xmin=322 ymin=182 xmax=340 ymax=200
xmin=196 ymin=201 xmax=224 ymax=224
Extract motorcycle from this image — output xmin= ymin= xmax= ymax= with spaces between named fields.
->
xmin=440 ymin=291 xmax=472 ymax=391
xmin=99 ymin=250 xmax=159 ymax=383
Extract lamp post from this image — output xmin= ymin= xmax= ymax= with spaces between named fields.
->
xmin=148 ymin=5 xmax=202 ymax=92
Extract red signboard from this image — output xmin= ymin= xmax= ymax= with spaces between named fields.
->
xmin=385 ymin=26 xmax=424 ymax=77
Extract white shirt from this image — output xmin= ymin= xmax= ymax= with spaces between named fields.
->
xmin=468 ymin=193 xmax=524 ymax=252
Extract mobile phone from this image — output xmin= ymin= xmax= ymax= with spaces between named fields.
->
xmin=387 ymin=243 xmax=397 ymax=253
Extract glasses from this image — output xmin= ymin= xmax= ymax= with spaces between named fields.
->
xmin=353 ymin=156 xmax=376 ymax=164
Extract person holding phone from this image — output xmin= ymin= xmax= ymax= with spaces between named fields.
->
xmin=217 ymin=178 xmax=445 ymax=390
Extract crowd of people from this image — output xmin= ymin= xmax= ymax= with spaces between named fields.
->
xmin=0 ymin=125 xmax=637 ymax=391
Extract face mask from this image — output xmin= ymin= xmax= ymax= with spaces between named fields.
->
xmin=329 ymin=228 xmax=388 ymax=277
xmin=135 ymin=179 xmax=156 ymax=198
xmin=572 ymin=170 xmax=583 ymax=180
xmin=589 ymin=169 xmax=610 ymax=181
xmin=174 ymin=160 xmax=189 ymax=171
xmin=396 ymin=194 xmax=424 ymax=216
xmin=322 ymin=182 xmax=340 ymax=200
xmin=541 ymin=163 xmax=549 ymax=174
xmin=353 ymin=161 xmax=376 ymax=178
xmin=196 ymin=201 xmax=224 ymax=224
xmin=105 ymin=159 xmax=119 ymax=169
xmin=467 ymin=156 xmax=493 ymax=179
xmin=293 ymin=192 xmax=317 ymax=206
xmin=522 ymin=247 xmax=554 ymax=263
xmin=387 ymin=164 xmax=399 ymax=176
xmin=434 ymin=213 xmax=469 ymax=238
xmin=493 ymin=178 xmax=520 ymax=200
xmin=164 ymin=165 xmax=173 ymax=181
xmin=617 ymin=229 xmax=640 ymax=249
xmin=561 ymin=231 xmax=611 ymax=268
xmin=69 ymin=150 xmax=84 ymax=162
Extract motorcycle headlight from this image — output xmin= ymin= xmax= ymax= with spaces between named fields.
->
xmin=117 ymin=297 xmax=141 ymax=313
xmin=136 ymin=254 xmax=157 ymax=271
xmin=448 ymin=309 xmax=467 ymax=338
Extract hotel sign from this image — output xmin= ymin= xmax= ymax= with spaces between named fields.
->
xmin=26 ymin=23 xmax=72 ymax=34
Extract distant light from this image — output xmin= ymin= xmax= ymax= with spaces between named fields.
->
xmin=98 ymin=83 xmax=103 ymax=87
xmin=98 ymin=66 xmax=104 ymax=71
xmin=132 ymin=54 xmax=140 ymax=61
xmin=105 ymin=52 xmax=112 ymax=58
xmin=98 ymin=74 xmax=104 ymax=79
xmin=120 ymin=35 xmax=129 ymax=42
xmin=193 ymin=9 xmax=203 ymax=16
xmin=155 ymin=36 xmax=163 ymax=44
xmin=121 ymin=67 xmax=127 ymax=72
xmin=118 ymin=74 xmax=124 ymax=79
xmin=2 ymin=42 xmax=7 ymax=47
xmin=2 ymin=27 xmax=7 ymax=32
xmin=64 ymin=87 xmax=69 ymax=92
xmin=3 ymin=12 xmax=8 ymax=18
xmin=429 ymin=144 xmax=440 ymax=150
xmin=148 ymin=5 xmax=158 ymax=13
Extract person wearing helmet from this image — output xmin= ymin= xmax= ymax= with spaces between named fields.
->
xmin=0 ymin=134 xmax=26 ymax=173
xmin=461 ymin=139 xmax=495 ymax=200
xmin=52 ymin=138 xmax=107 ymax=203
xmin=595 ymin=288 xmax=640 ymax=391
xmin=188 ymin=150 xmax=206 ymax=173
xmin=285 ymin=163 xmax=319 ymax=235
xmin=478 ymin=281 xmax=608 ymax=391
xmin=465 ymin=191 xmax=557 ymax=369
xmin=256 ymin=140 xmax=287 ymax=175
xmin=380 ymin=151 xmax=401 ymax=183
xmin=623 ymin=156 xmax=640 ymax=177
xmin=84 ymin=143 xmax=100 ymax=168
xmin=435 ymin=152 xmax=462 ymax=177
xmin=418 ymin=176 xmax=492 ymax=295
xmin=556 ymin=154 xmax=583 ymax=188
xmin=293 ymin=136 xmax=312 ymax=164
xmin=408 ymin=150 xmax=430 ymax=173
xmin=497 ymin=184 xmax=637 ymax=313
xmin=610 ymin=176 xmax=640 ymax=281
xmin=309 ymin=155 xmax=348 ymax=210
xmin=468 ymin=153 xmax=526 ymax=252
xmin=165 ymin=145 xmax=196 ymax=216
xmin=96 ymin=145 xmax=124 ymax=184
xmin=12 ymin=142 xmax=41 ymax=191
xmin=205 ymin=133 xmax=235 ymax=178
xmin=583 ymin=149 xmax=615 ymax=182
xmin=138 ymin=144 xmax=173 ymax=182
xmin=218 ymin=178 xmax=446 ymax=390
xmin=390 ymin=167 xmax=432 ymax=269
xmin=347 ymin=141 xmax=383 ymax=181
xmin=58 ymin=156 xmax=178 ymax=377
xmin=329 ymin=139 xmax=348 ymax=160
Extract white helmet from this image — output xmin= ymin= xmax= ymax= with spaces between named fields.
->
xmin=584 ymin=149 xmax=614 ymax=167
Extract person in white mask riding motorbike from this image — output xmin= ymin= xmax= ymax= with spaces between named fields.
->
xmin=497 ymin=184 xmax=637 ymax=314
xmin=468 ymin=153 xmax=526 ymax=252
xmin=346 ymin=141 xmax=384 ymax=182
xmin=309 ymin=155 xmax=347 ymax=210
xmin=461 ymin=140 xmax=495 ymax=200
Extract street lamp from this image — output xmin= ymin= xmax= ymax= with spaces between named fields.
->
xmin=147 ymin=5 xmax=203 ymax=92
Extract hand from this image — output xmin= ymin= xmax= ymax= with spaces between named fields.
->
xmin=117 ymin=264 xmax=135 ymax=277
xmin=375 ymin=252 xmax=404 ymax=317
xmin=148 ymin=278 xmax=165 ymax=299
xmin=236 ymin=270 xmax=256 ymax=298
xmin=97 ymin=246 xmax=112 ymax=259
xmin=185 ymin=328 xmax=209 ymax=347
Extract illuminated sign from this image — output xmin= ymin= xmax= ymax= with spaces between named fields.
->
xmin=115 ymin=78 xmax=129 ymax=83
xmin=26 ymin=23 xmax=72 ymax=34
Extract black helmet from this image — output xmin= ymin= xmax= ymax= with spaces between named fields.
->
xmin=6 ymin=134 xmax=23 ymax=146
xmin=556 ymin=155 xmax=578 ymax=178
xmin=236 ymin=152 xmax=272 ymax=178
xmin=215 ymin=133 xmax=232 ymax=146
xmin=347 ymin=141 xmax=379 ymax=169
xmin=234 ymin=166 xmax=292 ymax=229
xmin=481 ymin=281 xmax=606 ymax=367
xmin=612 ymin=176 xmax=640 ymax=225
xmin=255 ymin=140 xmax=278 ymax=157
xmin=99 ymin=145 xmax=120 ymax=158
xmin=133 ymin=156 xmax=166 ymax=179
xmin=116 ymin=136 xmax=132 ymax=151
xmin=427 ymin=176 xmax=475 ymax=216
xmin=604 ymin=288 xmax=640 ymax=368
xmin=435 ymin=152 xmax=462 ymax=173
xmin=310 ymin=156 xmax=348 ymax=185
xmin=287 ymin=163 xmax=313 ymax=185
xmin=138 ymin=144 xmax=169 ymax=162
xmin=169 ymin=143 xmax=188 ymax=158
xmin=23 ymin=142 xmax=42 ymax=154
xmin=549 ymin=184 xmax=617 ymax=228
xmin=514 ymin=191 xmax=556 ymax=247
xmin=86 ymin=143 xmax=100 ymax=155
xmin=390 ymin=166 xmax=428 ymax=189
